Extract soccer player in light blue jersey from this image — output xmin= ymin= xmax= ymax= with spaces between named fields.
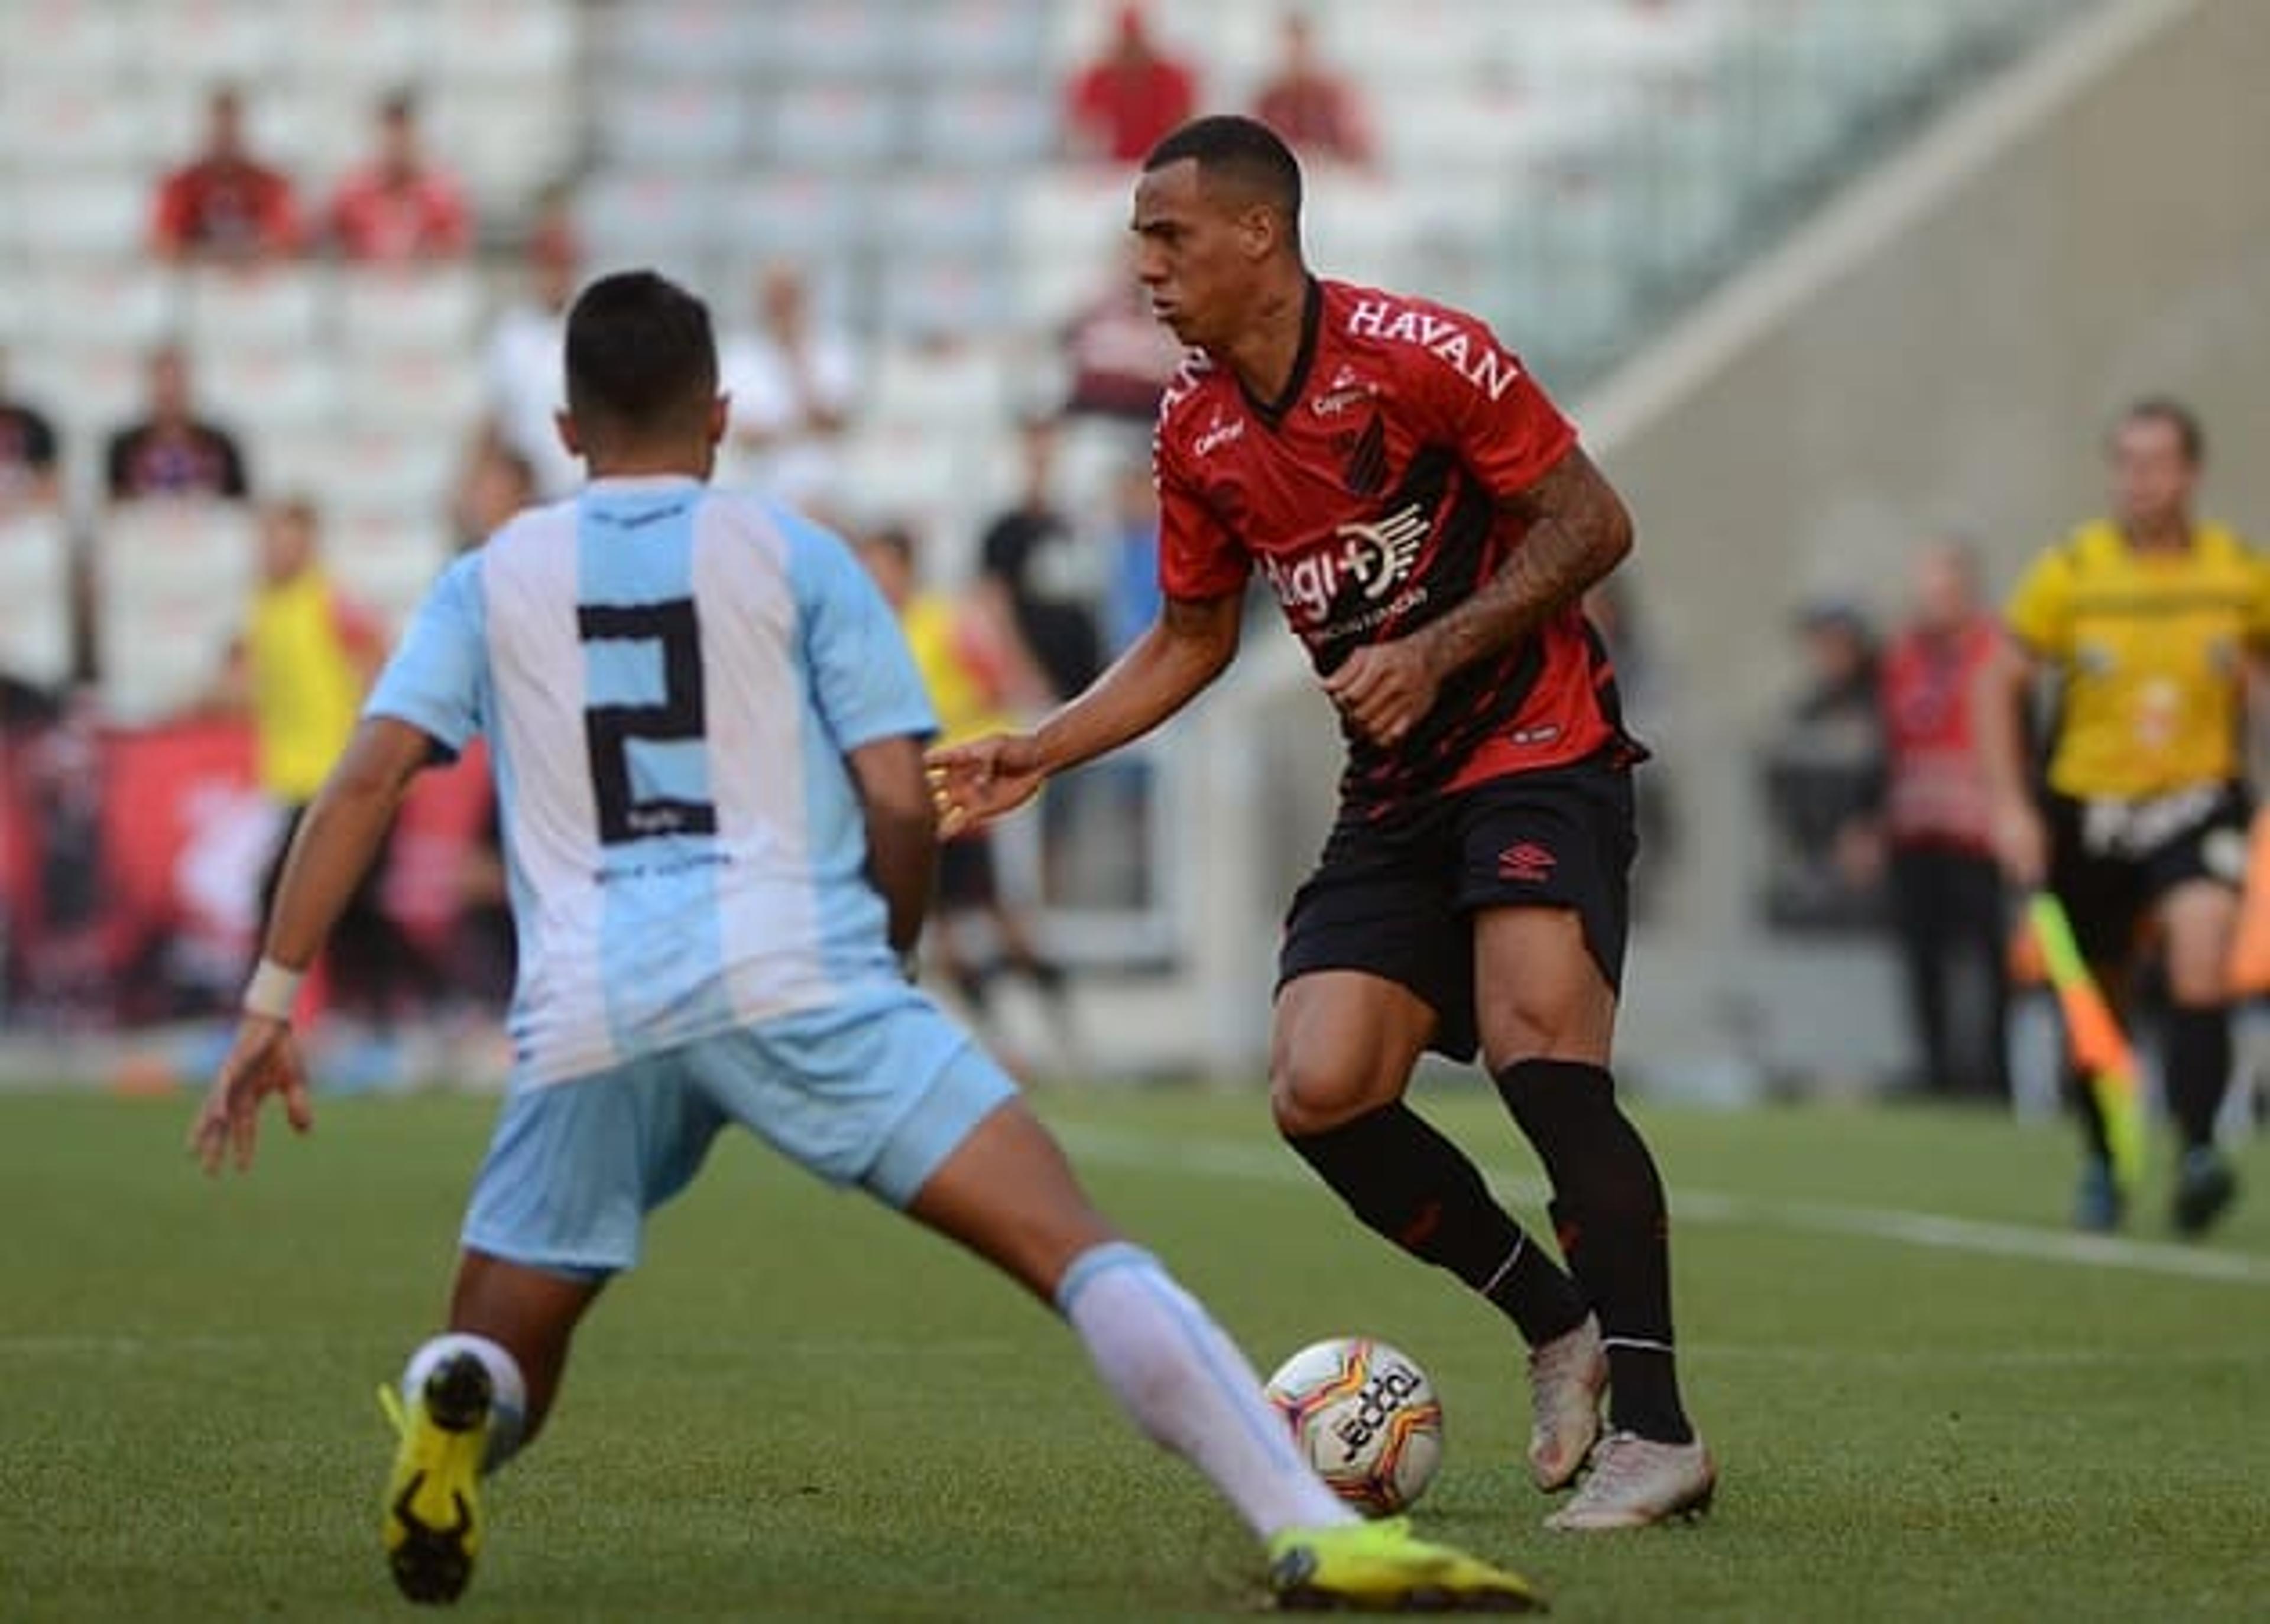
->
xmin=188 ymin=271 xmax=1542 ymax=1613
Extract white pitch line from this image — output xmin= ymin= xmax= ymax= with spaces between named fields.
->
xmin=1056 ymin=1126 xmax=2270 ymax=1290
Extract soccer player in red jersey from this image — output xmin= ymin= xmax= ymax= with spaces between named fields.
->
xmin=932 ymin=115 xmax=1714 ymax=1531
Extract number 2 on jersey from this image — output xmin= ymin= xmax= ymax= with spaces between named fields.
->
xmin=576 ymin=599 xmax=719 ymax=845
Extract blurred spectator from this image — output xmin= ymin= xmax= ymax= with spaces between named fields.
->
xmin=0 ymin=349 xmax=61 ymax=512
xmin=1879 ymin=540 xmax=2009 ymax=1100
xmin=1251 ymin=12 xmax=1374 ymax=168
xmin=150 ymin=86 xmax=301 ymax=265
xmin=1758 ymin=598 xmax=1887 ymax=930
xmin=476 ymin=205 xmax=581 ymax=499
xmin=104 ymin=345 xmax=250 ymax=502
xmin=449 ymin=441 xmax=537 ymax=554
xmin=717 ymin=262 xmax=858 ymax=515
xmin=1063 ymin=5 xmax=1198 ymax=164
xmin=224 ymin=499 xmax=428 ymax=1025
xmin=327 ymin=91 xmax=472 ymax=265
xmin=857 ymin=522 xmax=1076 ymax=1068
xmin=977 ymin=418 xmax=1104 ymax=705
xmin=1059 ymin=243 xmax=1186 ymax=424
xmin=1100 ymin=455 xmax=1162 ymax=659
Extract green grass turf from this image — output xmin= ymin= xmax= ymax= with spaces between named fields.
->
xmin=2 ymin=1081 xmax=2266 ymax=1621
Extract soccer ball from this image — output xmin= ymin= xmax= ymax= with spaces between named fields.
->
xmin=1264 ymin=1336 xmax=1444 ymax=1516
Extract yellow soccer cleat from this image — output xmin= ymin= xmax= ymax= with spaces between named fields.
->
xmin=1267 ymin=1516 xmax=1548 ymax=1613
xmin=378 ymin=1352 xmax=494 ymax=1605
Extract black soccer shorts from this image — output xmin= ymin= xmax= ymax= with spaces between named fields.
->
xmin=1277 ymin=753 xmax=1638 ymax=1061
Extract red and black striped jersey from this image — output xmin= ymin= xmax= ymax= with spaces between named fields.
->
xmin=1153 ymin=277 xmax=1629 ymax=814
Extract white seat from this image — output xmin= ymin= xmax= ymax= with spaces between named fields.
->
xmin=324 ymin=512 xmax=449 ymax=625
xmin=0 ymin=509 xmax=76 ymax=689
xmin=122 ymin=0 xmax=284 ymax=82
xmin=768 ymin=1 xmax=906 ymax=79
xmin=716 ymin=171 xmax=871 ymax=264
xmin=875 ymin=171 xmax=1012 ymax=258
xmin=767 ymin=83 xmax=904 ymax=171
xmin=430 ymin=0 xmax=579 ymax=82
xmin=427 ymin=89 xmax=580 ymax=213
xmin=197 ymin=345 xmax=341 ymax=439
xmin=13 ymin=342 xmax=147 ymax=460
xmin=15 ymin=172 xmax=150 ymax=263
xmin=0 ymin=0 xmax=131 ymax=80
xmin=912 ymin=83 xmax=1054 ymax=168
xmin=576 ymin=170 xmax=722 ymax=275
xmin=312 ymin=426 xmax=462 ymax=521
xmin=28 ymin=263 xmax=181 ymax=350
xmin=596 ymin=79 xmax=759 ymax=169
xmin=877 ymin=252 xmax=1010 ymax=342
xmin=339 ymin=349 xmax=484 ymax=436
xmin=0 ymin=80 xmax=163 ymax=171
xmin=334 ymin=267 xmax=485 ymax=356
xmin=183 ymin=267 xmax=327 ymax=350
xmin=907 ymin=0 xmax=1049 ymax=79
xmin=93 ymin=498 xmax=255 ymax=721
xmin=608 ymin=0 xmax=760 ymax=77
xmin=277 ymin=0 xmax=437 ymax=86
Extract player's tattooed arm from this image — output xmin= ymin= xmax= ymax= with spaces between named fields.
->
xmin=1417 ymin=445 xmax=1633 ymax=680
xmin=1322 ymin=447 xmax=1630 ymax=748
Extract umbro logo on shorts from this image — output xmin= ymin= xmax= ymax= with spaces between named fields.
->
xmin=1498 ymin=842 xmax=1557 ymax=883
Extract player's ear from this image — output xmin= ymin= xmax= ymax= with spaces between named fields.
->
xmin=554 ymin=408 xmax=583 ymax=460
xmin=708 ymin=392 xmax=729 ymax=447
xmin=1239 ymin=203 xmax=1279 ymax=262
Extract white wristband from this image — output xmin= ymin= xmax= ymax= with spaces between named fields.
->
xmin=242 ymin=959 xmax=305 ymax=1022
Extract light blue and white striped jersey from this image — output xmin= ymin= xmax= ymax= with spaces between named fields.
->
xmin=366 ymin=475 xmax=936 ymax=1090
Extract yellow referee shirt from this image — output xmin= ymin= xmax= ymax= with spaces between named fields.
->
xmin=245 ymin=569 xmax=374 ymax=802
xmin=2005 ymin=519 xmax=2270 ymax=800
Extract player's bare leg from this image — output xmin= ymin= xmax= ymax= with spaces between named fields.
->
xmin=906 ymin=1096 xmax=1542 ymax=1609
xmin=1476 ymin=905 xmax=1713 ymax=1529
xmin=1271 ymin=971 xmax=1596 ymax=1489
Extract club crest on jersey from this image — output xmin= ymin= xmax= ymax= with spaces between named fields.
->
xmin=1259 ymin=502 xmax=1431 ymax=626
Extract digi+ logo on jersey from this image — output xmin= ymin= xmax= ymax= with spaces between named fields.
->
xmin=1260 ymin=502 xmax=1431 ymax=627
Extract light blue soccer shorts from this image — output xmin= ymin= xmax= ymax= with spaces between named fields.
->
xmin=459 ymin=985 xmax=1019 ymax=1278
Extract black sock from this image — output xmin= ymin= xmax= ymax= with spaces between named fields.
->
xmin=2163 ymin=1004 xmax=2232 ymax=1152
xmin=1286 ymin=1102 xmax=1587 ymax=1346
xmin=2065 ymin=1061 xmax=2114 ymax=1165
xmin=1497 ymin=1058 xmax=1693 ymax=1444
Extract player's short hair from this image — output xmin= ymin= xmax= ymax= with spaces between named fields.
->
xmin=1143 ymin=115 xmax=1303 ymax=228
xmin=563 ymin=269 xmax=718 ymax=439
xmin=2115 ymin=395 xmax=2205 ymax=465
xmin=861 ymin=524 xmax=916 ymax=567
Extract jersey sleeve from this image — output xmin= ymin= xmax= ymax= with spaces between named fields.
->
xmin=789 ymin=517 xmax=938 ymax=749
xmin=2002 ymin=545 xmax=2075 ymax=658
xmin=1410 ymin=310 xmax=1577 ymax=498
xmin=364 ymin=553 xmax=485 ymax=758
xmin=1155 ymin=431 xmax=1249 ymax=600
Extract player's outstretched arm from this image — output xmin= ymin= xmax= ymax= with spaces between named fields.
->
xmin=929 ymin=592 xmax=1242 ymax=834
xmin=1324 ymin=445 xmax=1632 ymax=748
xmin=188 ymin=717 xmax=433 ymax=1175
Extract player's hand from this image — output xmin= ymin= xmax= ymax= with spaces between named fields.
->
xmin=1989 ymin=795 xmax=2048 ymax=889
xmin=1321 ymin=638 xmax=1445 ymax=749
xmin=188 ymin=1015 xmax=314 ymax=1177
xmin=926 ymin=732 xmax=1048 ymax=836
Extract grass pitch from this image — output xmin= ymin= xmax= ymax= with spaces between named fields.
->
xmin=2 ymin=1081 xmax=2265 ymax=1621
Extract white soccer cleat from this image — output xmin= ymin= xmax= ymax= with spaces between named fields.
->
xmin=1544 ymin=1430 xmax=1716 ymax=1531
xmin=1525 ymin=1313 xmax=1606 ymax=1492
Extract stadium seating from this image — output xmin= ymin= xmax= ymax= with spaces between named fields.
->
xmin=0 ymin=509 xmax=76 ymax=692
